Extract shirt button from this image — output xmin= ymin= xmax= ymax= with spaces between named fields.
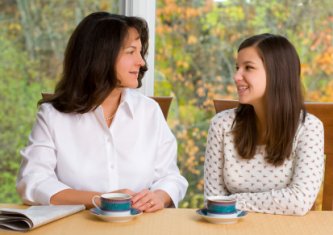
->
xmin=110 ymin=165 xmax=114 ymax=169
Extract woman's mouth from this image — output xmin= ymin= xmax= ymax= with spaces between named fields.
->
xmin=237 ymin=86 xmax=248 ymax=95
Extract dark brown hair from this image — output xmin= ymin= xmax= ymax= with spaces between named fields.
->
xmin=232 ymin=33 xmax=306 ymax=166
xmin=39 ymin=12 xmax=149 ymax=113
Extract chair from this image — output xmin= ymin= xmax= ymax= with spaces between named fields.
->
xmin=150 ymin=96 xmax=172 ymax=120
xmin=41 ymin=93 xmax=172 ymax=120
xmin=213 ymin=99 xmax=333 ymax=211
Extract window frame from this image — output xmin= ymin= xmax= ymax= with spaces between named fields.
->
xmin=120 ymin=0 xmax=156 ymax=96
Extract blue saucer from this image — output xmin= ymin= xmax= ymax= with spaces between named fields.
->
xmin=196 ymin=208 xmax=247 ymax=224
xmin=90 ymin=207 xmax=142 ymax=222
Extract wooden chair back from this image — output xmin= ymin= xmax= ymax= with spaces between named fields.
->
xmin=41 ymin=93 xmax=172 ymax=120
xmin=150 ymin=96 xmax=172 ymax=120
xmin=213 ymin=99 xmax=333 ymax=211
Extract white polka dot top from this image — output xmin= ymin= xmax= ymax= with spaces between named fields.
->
xmin=204 ymin=109 xmax=324 ymax=215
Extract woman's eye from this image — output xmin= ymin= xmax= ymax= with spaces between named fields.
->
xmin=245 ymin=66 xmax=253 ymax=70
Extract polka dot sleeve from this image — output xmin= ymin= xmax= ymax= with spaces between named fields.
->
xmin=204 ymin=113 xmax=230 ymax=199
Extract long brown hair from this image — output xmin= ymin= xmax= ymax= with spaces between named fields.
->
xmin=39 ymin=12 xmax=149 ymax=113
xmin=232 ymin=33 xmax=306 ymax=166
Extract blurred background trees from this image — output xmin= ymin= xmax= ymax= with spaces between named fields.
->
xmin=0 ymin=0 xmax=332 ymax=207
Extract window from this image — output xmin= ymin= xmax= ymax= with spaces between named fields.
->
xmin=0 ymin=0 xmax=332 ymax=208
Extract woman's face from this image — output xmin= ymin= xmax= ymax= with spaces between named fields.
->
xmin=115 ymin=27 xmax=145 ymax=89
xmin=233 ymin=46 xmax=267 ymax=107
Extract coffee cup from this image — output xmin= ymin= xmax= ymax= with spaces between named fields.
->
xmin=92 ymin=193 xmax=132 ymax=216
xmin=206 ymin=196 xmax=237 ymax=217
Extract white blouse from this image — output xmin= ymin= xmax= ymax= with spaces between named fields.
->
xmin=17 ymin=89 xmax=188 ymax=206
xmin=204 ymin=109 xmax=324 ymax=215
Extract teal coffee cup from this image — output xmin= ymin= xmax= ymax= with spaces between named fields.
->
xmin=92 ymin=193 xmax=132 ymax=216
xmin=207 ymin=196 xmax=237 ymax=217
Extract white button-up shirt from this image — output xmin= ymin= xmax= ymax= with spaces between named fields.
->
xmin=17 ymin=89 xmax=188 ymax=206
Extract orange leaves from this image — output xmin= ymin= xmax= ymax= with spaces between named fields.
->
xmin=307 ymin=80 xmax=333 ymax=102
xmin=184 ymin=8 xmax=203 ymax=19
xmin=323 ymin=81 xmax=333 ymax=101
xmin=157 ymin=0 xmax=209 ymax=19
xmin=8 ymin=23 xmax=21 ymax=32
xmin=314 ymin=47 xmax=333 ymax=75
xmin=176 ymin=60 xmax=190 ymax=70
xmin=176 ymin=126 xmax=205 ymax=177
xmin=300 ymin=17 xmax=333 ymax=100
xmin=187 ymin=35 xmax=198 ymax=44
xmin=196 ymin=179 xmax=204 ymax=191
xmin=301 ymin=63 xmax=313 ymax=76
xmin=196 ymin=87 xmax=206 ymax=97
xmin=99 ymin=0 xmax=109 ymax=11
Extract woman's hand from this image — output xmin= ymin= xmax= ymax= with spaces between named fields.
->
xmin=131 ymin=189 xmax=171 ymax=212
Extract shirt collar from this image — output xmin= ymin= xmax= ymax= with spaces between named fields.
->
xmin=119 ymin=88 xmax=135 ymax=119
xmin=94 ymin=88 xmax=135 ymax=124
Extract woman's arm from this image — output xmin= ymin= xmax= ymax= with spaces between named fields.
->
xmin=50 ymin=189 xmax=100 ymax=208
xmin=204 ymin=114 xmax=230 ymax=199
xmin=17 ymin=104 xmax=72 ymax=205
xmin=147 ymin=107 xmax=188 ymax=209
xmin=50 ymin=188 xmax=136 ymax=208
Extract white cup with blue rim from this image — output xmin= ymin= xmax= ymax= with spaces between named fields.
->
xmin=92 ymin=193 xmax=132 ymax=216
xmin=206 ymin=196 xmax=237 ymax=218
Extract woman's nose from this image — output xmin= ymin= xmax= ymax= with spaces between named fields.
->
xmin=137 ymin=54 xmax=145 ymax=67
xmin=233 ymin=69 xmax=242 ymax=82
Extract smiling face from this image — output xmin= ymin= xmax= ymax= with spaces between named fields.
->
xmin=234 ymin=46 xmax=267 ymax=108
xmin=115 ymin=27 xmax=145 ymax=89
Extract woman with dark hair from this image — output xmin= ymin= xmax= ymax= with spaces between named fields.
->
xmin=204 ymin=33 xmax=324 ymax=215
xmin=17 ymin=12 xmax=188 ymax=212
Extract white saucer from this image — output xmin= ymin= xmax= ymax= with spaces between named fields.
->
xmin=196 ymin=208 xmax=247 ymax=224
xmin=90 ymin=208 xmax=142 ymax=222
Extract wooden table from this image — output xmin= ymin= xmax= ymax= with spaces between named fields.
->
xmin=1 ymin=206 xmax=333 ymax=235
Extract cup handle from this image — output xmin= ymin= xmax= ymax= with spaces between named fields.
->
xmin=92 ymin=195 xmax=102 ymax=210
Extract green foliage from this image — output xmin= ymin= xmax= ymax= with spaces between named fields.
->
xmin=0 ymin=30 xmax=48 ymax=203
xmin=154 ymin=70 xmax=173 ymax=96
